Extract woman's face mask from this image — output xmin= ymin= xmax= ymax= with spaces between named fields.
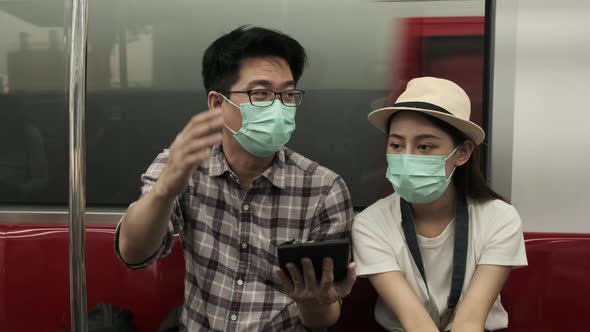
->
xmin=386 ymin=146 xmax=459 ymax=203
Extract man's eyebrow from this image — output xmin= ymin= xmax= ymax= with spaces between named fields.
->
xmin=245 ymin=80 xmax=296 ymax=90
xmin=245 ymin=79 xmax=273 ymax=89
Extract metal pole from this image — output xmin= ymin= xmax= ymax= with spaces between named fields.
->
xmin=67 ymin=0 xmax=89 ymax=329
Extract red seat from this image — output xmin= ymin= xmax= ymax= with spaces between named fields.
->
xmin=1 ymin=225 xmax=589 ymax=332
xmin=0 ymin=225 xmax=184 ymax=332
xmin=500 ymin=233 xmax=590 ymax=332
xmin=328 ymin=278 xmax=386 ymax=331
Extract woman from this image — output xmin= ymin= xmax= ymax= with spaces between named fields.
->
xmin=352 ymin=77 xmax=527 ymax=332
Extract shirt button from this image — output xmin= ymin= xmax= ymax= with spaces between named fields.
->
xmin=241 ymin=242 xmax=248 ymax=249
xmin=243 ymin=204 xmax=250 ymax=211
xmin=237 ymin=279 xmax=244 ymax=286
xmin=230 ymin=314 xmax=238 ymax=321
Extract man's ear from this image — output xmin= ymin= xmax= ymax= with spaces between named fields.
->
xmin=208 ymin=91 xmax=224 ymax=110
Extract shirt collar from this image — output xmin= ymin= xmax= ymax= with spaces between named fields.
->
xmin=206 ymin=145 xmax=287 ymax=189
xmin=206 ymin=145 xmax=230 ymax=177
xmin=261 ymin=148 xmax=286 ymax=189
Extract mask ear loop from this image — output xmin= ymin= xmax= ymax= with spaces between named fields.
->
xmin=218 ymin=92 xmax=240 ymax=134
xmin=444 ymin=145 xmax=461 ymax=181
xmin=219 ymin=93 xmax=240 ymax=109
xmin=445 ymin=145 xmax=461 ymax=160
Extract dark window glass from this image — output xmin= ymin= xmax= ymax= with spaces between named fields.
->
xmin=0 ymin=1 xmax=485 ymax=209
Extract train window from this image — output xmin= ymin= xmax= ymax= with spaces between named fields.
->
xmin=1 ymin=0 xmax=486 ymax=210
xmin=0 ymin=6 xmax=66 ymax=206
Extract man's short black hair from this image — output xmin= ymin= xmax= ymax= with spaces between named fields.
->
xmin=202 ymin=25 xmax=307 ymax=93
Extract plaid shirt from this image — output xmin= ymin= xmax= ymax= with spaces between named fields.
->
xmin=115 ymin=145 xmax=353 ymax=332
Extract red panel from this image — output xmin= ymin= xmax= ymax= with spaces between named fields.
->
xmin=410 ymin=17 xmax=485 ymax=36
xmin=0 ymin=227 xmax=6 ymax=327
xmin=389 ymin=16 xmax=485 ymax=126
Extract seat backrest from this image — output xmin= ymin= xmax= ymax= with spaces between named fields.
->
xmin=328 ymin=277 xmax=386 ymax=331
xmin=500 ymin=233 xmax=590 ymax=332
xmin=0 ymin=225 xmax=184 ymax=332
xmin=2 ymin=226 xmax=589 ymax=332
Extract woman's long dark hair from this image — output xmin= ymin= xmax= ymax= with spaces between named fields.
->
xmin=388 ymin=111 xmax=507 ymax=203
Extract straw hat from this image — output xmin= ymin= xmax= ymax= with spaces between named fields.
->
xmin=368 ymin=77 xmax=485 ymax=145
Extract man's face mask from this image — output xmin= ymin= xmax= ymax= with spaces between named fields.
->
xmin=221 ymin=94 xmax=296 ymax=158
xmin=386 ymin=146 xmax=460 ymax=203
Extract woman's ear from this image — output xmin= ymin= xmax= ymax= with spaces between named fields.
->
xmin=455 ymin=141 xmax=475 ymax=167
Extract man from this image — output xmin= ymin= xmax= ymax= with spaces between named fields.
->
xmin=115 ymin=26 xmax=356 ymax=331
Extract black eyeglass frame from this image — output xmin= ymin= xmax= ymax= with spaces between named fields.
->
xmin=221 ymin=89 xmax=305 ymax=107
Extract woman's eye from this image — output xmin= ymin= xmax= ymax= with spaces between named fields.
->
xmin=417 ymin=145 xmax=432 ymax=151
xmin=389 ymin=143 xmax=402 ymax=150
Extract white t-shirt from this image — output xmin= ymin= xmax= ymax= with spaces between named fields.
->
xmin=352 ymin=193 xmax=528 ymax=331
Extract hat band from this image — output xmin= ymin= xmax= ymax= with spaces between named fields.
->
xmin=393 ymin=101 xmax=451 ymax=115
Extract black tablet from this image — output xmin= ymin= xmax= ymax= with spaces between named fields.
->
xmin=277 ymin=238 xmax=350 ymax=283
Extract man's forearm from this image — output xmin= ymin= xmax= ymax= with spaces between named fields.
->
xmin=298 ymin=300 xmax=340 ymax=331
xmin=118 ymin=183 xmax=176 ymax=265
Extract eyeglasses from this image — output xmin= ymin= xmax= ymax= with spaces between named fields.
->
xmin=221 ymin=89 xmax=305 ymax=107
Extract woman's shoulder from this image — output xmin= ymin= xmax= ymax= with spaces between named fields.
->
xmin=353 ymin=193 xmax=401 ymax=231
xmin=468 ymin=197 xmax=521 ymax=229
xmin=469 ymin=197 xmax=517 ymax=216
xmin=352 ymin=194 xmax=407 ymax=256
xmin=357 ymin=193 xmax=399 ymax=218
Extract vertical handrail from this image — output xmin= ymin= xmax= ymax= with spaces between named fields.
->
xmin=67 ymin=0 xmax=89 ymax=330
